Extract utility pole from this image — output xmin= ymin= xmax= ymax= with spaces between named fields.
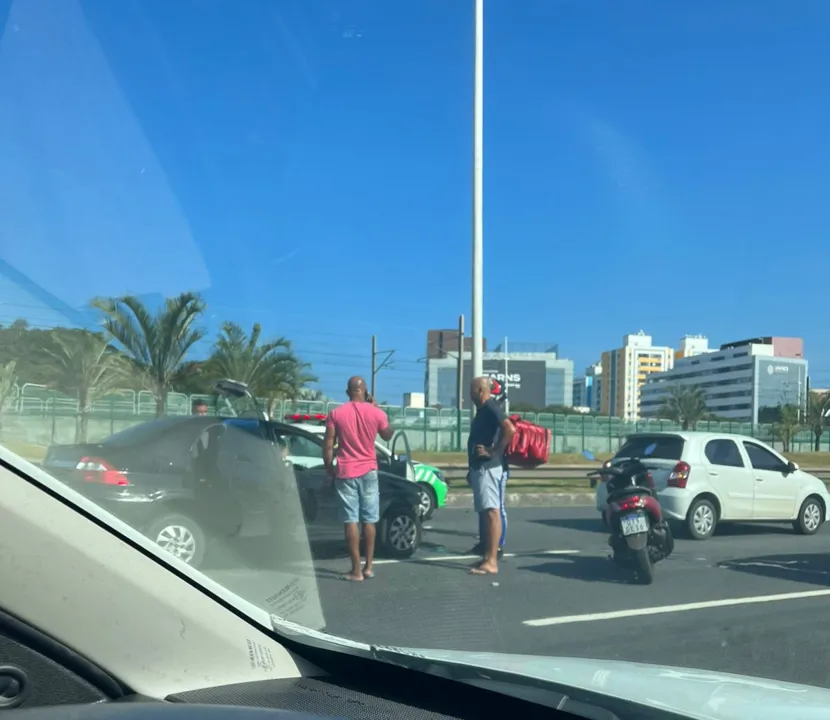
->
xmin=503 ymin=335 xmax=509 ymax=414
xmin=370 ymin=335 xmax=395 ymax=399
xmin=471 ymin=0 xmax=484 ymax=385
xmin=371 ymin=335 xmax=376 ymax=397
xmin=456 ymin=314 xmax=464 ymax=452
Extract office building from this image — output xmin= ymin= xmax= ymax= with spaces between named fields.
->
xmin=600 ymin=332 xmax=674 ymax=420
xmin=426 ymin=343 xmax=574 ymax=410
xmin=573 ymin=362 xmax=602 ymax=412
xmin=425 ymin=329 xmax=485 ymax=359
xmin=640 ymin=336 xmax=808 ymax=424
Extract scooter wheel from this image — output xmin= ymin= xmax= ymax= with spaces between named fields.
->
xmin=633 ymin=547 xmax=654 ymax=585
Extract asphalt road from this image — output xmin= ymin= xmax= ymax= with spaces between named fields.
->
xmin=307 ymin=506 xmax=830 ymax=690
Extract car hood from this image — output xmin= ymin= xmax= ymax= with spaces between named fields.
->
xmin=378 ymin=470 xmax=419 ymax=497
xmin=797 ymin=469 xmax=828 ymax=487
xmin=390 ymin=648 xmax=830 ymax=720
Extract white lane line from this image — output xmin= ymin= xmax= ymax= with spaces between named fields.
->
xmin=369 ymin=549 xmax=580 ymax=566
xmin=523 ymin=588 xmax=830 ymax=627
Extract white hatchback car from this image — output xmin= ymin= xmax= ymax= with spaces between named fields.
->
xmin=594 ymin=432 xmax=830 ymax=540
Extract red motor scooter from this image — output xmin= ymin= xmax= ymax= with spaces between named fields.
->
xmin=584 ymin=446 xmax=674 ymax=584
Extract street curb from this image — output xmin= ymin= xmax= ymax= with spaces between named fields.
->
xmin=445 ymin=492 xmax=595 ymax=508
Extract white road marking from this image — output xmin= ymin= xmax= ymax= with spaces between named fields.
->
xmin=368 ymin=549 xmax=580 ymax=566
xmin=523 ymin=588 xmax=830 ymax=627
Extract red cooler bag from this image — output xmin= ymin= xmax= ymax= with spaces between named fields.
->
xmin=504 ymin=414 xmax=551 ymax=468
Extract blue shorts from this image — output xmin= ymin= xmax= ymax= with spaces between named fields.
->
xmin=469 ymin=466 xmax=506 ymax=514
xmin=335 ymin=470 xmax=380 ymax=524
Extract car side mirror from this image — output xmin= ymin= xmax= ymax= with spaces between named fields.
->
xmin=786 ymin=461 xmax=798 ymax=474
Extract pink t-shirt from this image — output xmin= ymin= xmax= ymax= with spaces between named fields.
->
xmin=327 ymin=402 xmax=389 ymax=479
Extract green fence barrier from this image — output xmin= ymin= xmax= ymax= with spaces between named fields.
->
xmin=2 ymin=383 xmax=827 ymax=454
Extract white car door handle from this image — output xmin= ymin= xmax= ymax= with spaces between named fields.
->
xmin=756 ymin=478 xmax=764 ymax=482
xmin=708 ymin=471 xmax=719 ymax=476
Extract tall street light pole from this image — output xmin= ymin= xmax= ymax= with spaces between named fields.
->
xmin=471 ymin=0 xmax=484 ymax=386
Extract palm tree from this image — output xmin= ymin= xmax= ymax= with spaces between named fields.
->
xmin=659 ymin=384 xmax=708 ymax=430
xmin=205 ymin=322 xmax=316 ymax=417
xmin=93 ymin=293 xmax=206 ymax=416
xmin=298 ymin=388 xmax=328 ymax=402
xmin=775 ymin=403 xmax=802 ymax=453
xmin=0 ymin=360 xmax=17 ymax=439
xmin=805 ymin=391 xmax=830 ymax=451
xmin=43 ymin=330 xmax=128 ymax=442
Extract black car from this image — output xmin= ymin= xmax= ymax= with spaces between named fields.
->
xmin=42 ymin=415 xmax=422 ymax=569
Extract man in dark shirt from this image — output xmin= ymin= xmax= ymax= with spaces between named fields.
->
xmin=467 ymin=376 xmax=515 ymax=576
xmin=470 ymin=380 xmax=509 ymax=558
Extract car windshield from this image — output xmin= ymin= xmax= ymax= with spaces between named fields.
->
xmin=4 ymin=0 xmax=830 ymax=699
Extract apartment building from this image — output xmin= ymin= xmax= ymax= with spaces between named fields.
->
xmin=600 ymin=332 xmax=674 ymax=420
xmin=572 ymin=362 xmax=602 ymax=412
xmin=675 ymin=334 xmax=711 ymax=360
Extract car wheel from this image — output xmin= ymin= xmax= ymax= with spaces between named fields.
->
xmin=146 ymin=513 xmax=207 ymax=568
xmin=686 ymin=498 xmax=717 ymax=540
xmin=417 ymin=484 xmax=437 ymax=520
xmin=794 ymin=496 xmax=824 ymax=535
xmin=379 ymin=506 xmax=421 ymax=558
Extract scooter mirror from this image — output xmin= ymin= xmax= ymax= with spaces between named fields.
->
xmin=644 ymin=442 xmax=658 ymax=457
xmin=582 ymin=449 xmax=597 ymax=461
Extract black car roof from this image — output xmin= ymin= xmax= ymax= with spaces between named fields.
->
xmin=102 ymin=415 xmax=254 ymax=446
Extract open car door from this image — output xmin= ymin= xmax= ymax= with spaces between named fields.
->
xmin=389 ymin=430 xmax=416 ymax=483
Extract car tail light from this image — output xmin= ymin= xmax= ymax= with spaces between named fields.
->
xmin=75 ymin=457 xmax=130 ymax=486
xmin=668 ymin=461 xmax=691 ymax=489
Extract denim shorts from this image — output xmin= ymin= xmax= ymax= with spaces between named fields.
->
xmin=469 ymin=466 xmax=507 ymax=514
xmin=335 ymin=470 xmax=380 ymax=524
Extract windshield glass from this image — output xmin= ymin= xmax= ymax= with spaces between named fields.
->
xmin=4 ymin=0 xmax=830 ymax=696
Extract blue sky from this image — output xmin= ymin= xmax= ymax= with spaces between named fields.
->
xmin=1 ymin=0 xmax=830 ymax=400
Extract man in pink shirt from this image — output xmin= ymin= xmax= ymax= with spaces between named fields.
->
xmin=323 ymin=376 xmax=394 ymax=582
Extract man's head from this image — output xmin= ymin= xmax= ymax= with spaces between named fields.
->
xmin=192 ymin=399 xmax=209 ymax=416
xmin=469 ymin=376 xmax=492 ymax=408
xmin=346 ymin=376 xmax=368 ymax=402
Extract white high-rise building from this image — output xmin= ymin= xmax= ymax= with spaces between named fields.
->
xmin=600 ymin=332 xmax=674 ymax=420
xmin=675 ymin=334 xmax=711 ymax=360
xmin=573 ymin=362 xmax=603 ymax=411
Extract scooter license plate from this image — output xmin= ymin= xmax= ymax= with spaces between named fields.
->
xmin=620 ymin=512 xmax=650 ymax=536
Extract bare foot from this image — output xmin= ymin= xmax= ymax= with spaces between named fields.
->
xmin=363 ymin=565 xmax=374 ymax=579
xmin=341 ymin=572 xmax=364 ymax=582
xmin=469 ymin=561 xmax=498 ymax=575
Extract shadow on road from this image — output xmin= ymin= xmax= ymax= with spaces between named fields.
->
xmin=718 ymin=553 xmax=830 ymax=586
xmin=531 ymin=516 xmax=606 ymax=534
xmin=710 ymin=522 xmax=795 ymax=537
xmin=534 ymin=515 xmax=799 ymax=541
xmin=518 ymin=554 xmax=628 ymax=583
xmin=423 ymin=527 xmax=478 ymax=540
